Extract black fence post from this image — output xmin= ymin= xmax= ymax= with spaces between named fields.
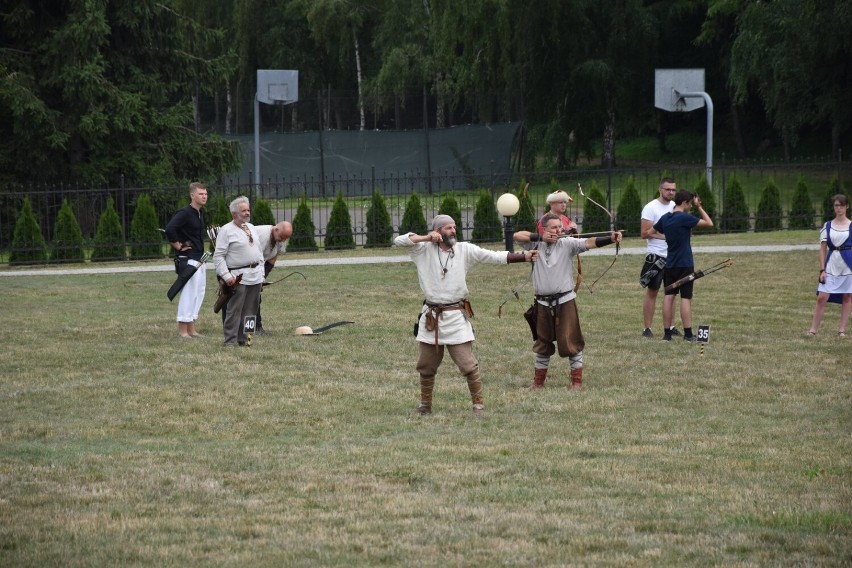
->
xmin=120 ymin=175 xmax=127 ymax=256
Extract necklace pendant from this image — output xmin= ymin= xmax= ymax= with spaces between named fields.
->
xmin=442 ymin=268 xmax=448 ymax=279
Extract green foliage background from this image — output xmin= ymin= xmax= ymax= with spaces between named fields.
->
xmin=91 ymin=197 xmax=125 ymax=262
xmin=691 ymin=177 xmax=718 ymax=233
xmin=720 ymin=176 xmax=750 ymax=233
xmin=399 ymin=193 xmax=427 ymax=236
xmin=51 ymin=198 xmax=85 ymax=263
xmin=252 ymin=198 xmax=277 ymax=227
xmin=788 ymin=177 xmax=815 ymax=230
xmin=365 ymin=191 xmax=393 ymax=248
xmin=514 ymin=181 xmax=537 ymax=234
xmin=581 ymin=183 xmax=610 ymax=234
xmin=325 ymin=193 xmax=355 ymax=250
xmin=9 ymin=197 xmax=47 ymax=265
xmin=471 ymin=190 xmax=502 ymax=243
xmin=129 ymin=194 xmax=162 ymax=259
xmin=290 ymin=194 xmax=318 ymax=252
xmin=755 ymin=179 xmax=784 ymax=232
xmin=616 ymin=177 xmax=641 ymax=236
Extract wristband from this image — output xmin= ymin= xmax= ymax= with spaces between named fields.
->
xmin=820 ymin=269 xmax=825 ymax=273
xmin=529 ymin=233 xmax=541 ymax=242
xmin=595 ymin=235 xmax=614 ymax=248
xmin=507 ymin=252 xmax=527 ymax=264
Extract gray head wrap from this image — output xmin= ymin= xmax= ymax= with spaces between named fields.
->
xmin=430 ymin=214 xmax=455 ymax=231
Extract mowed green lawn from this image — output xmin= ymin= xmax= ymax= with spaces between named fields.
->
xmin=1 ymin=234 xmax=849 ymax=566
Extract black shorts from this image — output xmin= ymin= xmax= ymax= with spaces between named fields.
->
xmin=663 ymin=266 xmax=694 ymax=299
xmin=640 ymin=254 xmax=666 ymax=290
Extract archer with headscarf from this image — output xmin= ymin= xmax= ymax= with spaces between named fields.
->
xmin=393 ymin=214 xmax=538 ymax=416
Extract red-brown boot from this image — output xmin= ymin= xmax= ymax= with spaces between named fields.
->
xmin=570 ymin=368 xmax=583 ymax=390
xmin=530 ymin=368 xmax=547 ymax=390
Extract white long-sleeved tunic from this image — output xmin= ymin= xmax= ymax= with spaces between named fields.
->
xmin=394 ymin=233 xmax=509 ymax=344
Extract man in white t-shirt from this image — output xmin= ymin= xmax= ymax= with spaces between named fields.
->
xmin=639 ymin=177 xmax=679 ymax=338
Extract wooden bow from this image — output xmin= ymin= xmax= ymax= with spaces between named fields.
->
xmin=577 ymin=183 xmax=619 ymax=293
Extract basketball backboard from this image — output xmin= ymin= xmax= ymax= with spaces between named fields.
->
xmin=655 ymin=69 xmax=705 ymax=112
xmin=257 ymin=70 xmax=298 ymax=105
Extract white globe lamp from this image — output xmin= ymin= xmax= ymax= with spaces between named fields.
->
xmin=496 ymin=193 xmax=521 ymax=251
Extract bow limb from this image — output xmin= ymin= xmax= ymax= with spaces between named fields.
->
xmin=577 ymin=183 xmax=619 ymax=292
xmin=498 ymin=270 xmax=532 ymax=318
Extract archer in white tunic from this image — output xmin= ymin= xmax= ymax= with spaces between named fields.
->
xmin=394 ymin=215 xmax=536 ymax=415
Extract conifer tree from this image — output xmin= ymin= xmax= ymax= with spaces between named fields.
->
xmin=290 ymin=194 xmax=318 ymax=251
xmin=365 ymin=191 xmax=393 ymax=248
xmin=581 ymin=183 xmax=609 ymax=233
xmin=0 ymin=2 xmax=240 ymax=186
xmin=129 ymin=194 xmax=162 ymax=259
xmin=691 ymin=176 xmax=717 ymax=233
xmin=720 ymin=176 xmax=750 ymax=233
xmin=252 ymin=198 xmax=276 ymax=226
xmin=399 ymin=193 xmax=428 ymax=235
xmin=788 ymin=177 xmax=815 ymax=229
xmin=514 ymin=181 xmax=537 ymax=233
xmin=822 ymin=175 xmax=849 ymax=222
xmin=51 ymin=198 xmax=85 ymax=263
xmin=471 ymin=190 xmax=502 ymax=243
xmin=325 ymin=192 xmax=355 ymax=250
xmin=616 ymin=176 xmax=642 ymax=236
xmin=91 ymin=197 xmax=125 ymax=261
xmin=9 ymin=197 xmax=47 ymax=265
xmin=755 ymin=179 xmax=783 ymax=232
xmin=438 ymin=194 xmax=463 ymax=240
xmin=209 ymin=194 xmax=233 ymax=227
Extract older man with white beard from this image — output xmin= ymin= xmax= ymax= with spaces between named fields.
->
xmin=213 ymin=196 xmax=264 ymax=346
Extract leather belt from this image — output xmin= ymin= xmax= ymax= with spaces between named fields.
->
xmin=423 ymin=300 xmax=468 ymax=351
xmin=535 ymin=291 xmax=571 ymax=304
xmin=229 ymin=262 xmax=260 ymax=270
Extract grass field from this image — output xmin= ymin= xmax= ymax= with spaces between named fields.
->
xmin=1 ymin=233 xmax=850 ymax=566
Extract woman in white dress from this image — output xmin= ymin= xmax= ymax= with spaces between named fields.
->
xmin=807 ymin=194 xmax=851 ymax=337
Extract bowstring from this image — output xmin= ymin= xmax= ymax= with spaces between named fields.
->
xmin=578 ymin=183 xmax=619 ymax=293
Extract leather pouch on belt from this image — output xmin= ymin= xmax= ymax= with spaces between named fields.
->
xmin=424 ymin=312 xmax=436 ymax=332
xmin=463 ymin=299 xmax=474 ymax=319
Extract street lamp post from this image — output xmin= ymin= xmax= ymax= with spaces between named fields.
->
xmin=496 ymin=193 xmax=520 ymax=252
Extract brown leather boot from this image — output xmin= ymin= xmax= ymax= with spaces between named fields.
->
xmin=466 ymin=369 xmax=484 ymax=415
xmin=570 ymin=368 xmax=583 ymax=390
xmin=530 ymin=368 xmax=547 ymax=390
xmin=416 ymin=375 xmax=435 ymax=415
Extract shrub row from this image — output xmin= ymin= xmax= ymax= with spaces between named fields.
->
xmin=8 ymin=176 xmax=849 ymax=264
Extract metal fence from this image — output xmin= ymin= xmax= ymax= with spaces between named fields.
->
xmin=1 ymin=157 xmax=848 ymax=264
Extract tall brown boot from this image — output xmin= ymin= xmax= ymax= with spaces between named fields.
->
xmin=570 ymin=368 xmax=583 ymax=390
xmin=417 ymin=374 xmax=435 ymax=415
xmin=465 ymin=369 xmax=484 ymax=415
xmin=530 ymin=368 xmax=547 ymax=390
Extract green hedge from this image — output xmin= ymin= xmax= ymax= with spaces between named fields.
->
xmin=325 ymin=192 xmax=355 ymax=250
xmin=51 ymin=198 xmax=85 ymax=263
xmin=365 ymin=191 xmax=393 ymax=248
xmin=10 ymin=197 xmax=47 ymax=265
xmin=399 ymin=193 xmax=427 ymax=236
